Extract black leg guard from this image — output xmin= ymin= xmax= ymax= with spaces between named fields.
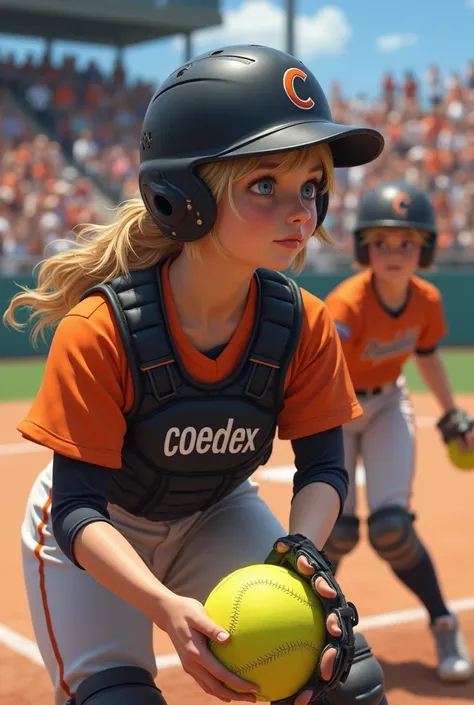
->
xmin=68 ymin=666 xmax=167 ymax=705
xmin=321 ymin=633 xmax=387 ymax=705
xmin=323 ymin=516 xmax=360 ymax=571
xmin=368 ymin=506 xmax=424 ymax=571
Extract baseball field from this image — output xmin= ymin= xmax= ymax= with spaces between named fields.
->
xmin=1 ymin=350 xmax=474 ymax=705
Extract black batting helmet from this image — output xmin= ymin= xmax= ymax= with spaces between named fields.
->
xmin=353 ymin=181 xmax=438 ymax=268
xmin=138 ymin=44 xmax=384 ymax=242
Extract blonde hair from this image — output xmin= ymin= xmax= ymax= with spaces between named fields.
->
xmin=360 ymin=227 xmax=429 ymax=247
xmin=3 ymin=143 xmax=335 ymax=345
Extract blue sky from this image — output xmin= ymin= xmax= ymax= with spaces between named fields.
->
xmin=1 ymin=0 xmax=473 ymax=101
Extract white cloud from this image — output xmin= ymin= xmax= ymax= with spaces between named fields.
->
xmin=174 ymin=2 xmax=352 ymax=59
xmin=376 ymin=33 xmax=419 ymax=52
xmin=468 ymin=0 xmax=474 ymax=8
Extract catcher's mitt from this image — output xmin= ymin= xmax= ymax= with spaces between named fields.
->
xmin=265 ymin=533 xmax=358 ymax=705
xmin=437 ymin=408 xmax=474 ymax=471
xmin=437 ymin=407 xmax=474 ymax=444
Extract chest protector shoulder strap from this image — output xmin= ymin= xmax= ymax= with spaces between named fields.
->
xmin=86 ymin=260 xmax=302 ymax=416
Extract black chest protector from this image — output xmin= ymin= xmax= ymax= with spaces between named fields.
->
xmin=84 ymin=260 xmax=302 ymax=521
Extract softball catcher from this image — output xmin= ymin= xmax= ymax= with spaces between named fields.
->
xmin=5 ymin=46 xmax=389 ymax=705
xmin=324 ymin=180 xmax=474 ymax=683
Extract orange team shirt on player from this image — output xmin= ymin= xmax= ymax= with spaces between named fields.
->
xmin=18 ymin=258 xmax=362 ymax=469
xmin=325 ymin=269 xmax=447 ymax=391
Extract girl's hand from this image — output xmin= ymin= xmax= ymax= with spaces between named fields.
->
xmin=157 ymin=594 xmax=259 ymax=703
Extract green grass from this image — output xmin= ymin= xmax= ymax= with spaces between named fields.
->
xmin=0 ymin=349 xmax=473 ymax=402
xmin=403 ymin=349 xmax=474 ymax=393
xmin=0 ymin=359 xmax=47 ymax=401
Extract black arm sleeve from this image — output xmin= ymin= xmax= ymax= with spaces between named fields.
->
xmin=51 ymin=452 xmax=114 ymax=569
xmin=415 ymin=345 xmax=438 ymax=356
xmin=291 ymin=426 xmax=348 ymax=517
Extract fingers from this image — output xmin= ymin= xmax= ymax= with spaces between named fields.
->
xmin=190 ymin=632 xmax=259 ymax=695
xmin=454 ymin=435 xmax=474 ymax=452
xmin=314 ymin=575 xmax=337 ymax=599
xmin=464 ymin=430 xmax=474 ymax=450
xmin=193 ymin=667 xmax=257 ymax=702
xmin=177 ymin=608 xmax=259 ymax=701
xmin=293 ymin=648 xmax=338 ymax=705
xmin=202 ymin=653 xmax=258 ymax=694
xmin=277 ymin=546 xmax=338 ymax=599
xmin=292 ymin=556 xmax=337 ymax=599
xmin=320 ymin=646 xmax=337 ymax=681
xmin=276 ymin=541 xmax=290 ymax=553
xmin=294 ymin=689 xmax=313 ymax=705
xmin=326 ymin=612 xmax=342 ymax=637
xmin=197 ymin=614 xmax=230 ymax=644
xmin=296 ymin=555 xmax=314 ymax=576
xmin=193 ymin=674 xmax=231 ymax=702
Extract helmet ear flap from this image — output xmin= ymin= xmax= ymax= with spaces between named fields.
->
xmin=139 ymin=164 xmax=217 ymax=242
xmin=316 ymin=191 xmax=329 ymax=229
xmin=353 ymin=231 xmax=370 ymax=266
xmin=418 ymin=232 xmax=437 ymax=268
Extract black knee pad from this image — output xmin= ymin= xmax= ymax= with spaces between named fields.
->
xmin=71 ymin=666 xmax=167 ymax=705
xmin=322 ymin=632 xmax=386 ymax=705
xmin=324 ymin=515 xmax=360 ymax=564
xmin=367 ymin=505 xmax=424 ymax=571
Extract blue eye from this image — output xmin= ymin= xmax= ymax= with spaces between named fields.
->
xmin=301 ymin=181 xmax=317 ymax=199
xmin=248 ymin=176 xmax=321 ymax=198
xmin=250 ymin=178 xmax=274 ymax=196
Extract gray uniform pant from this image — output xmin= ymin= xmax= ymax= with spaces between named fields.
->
xmin=342 ymin=377 xmax=415 ymax=515
xmin=21 ymin=461 xmax=285 ymax=705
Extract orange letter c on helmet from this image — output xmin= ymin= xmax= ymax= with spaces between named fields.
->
xmin=283 ymin=68 xmax=315 ymax=110
xmin=392 ymin=193 xmax=411 ymax=216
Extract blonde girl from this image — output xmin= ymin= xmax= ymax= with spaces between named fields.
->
xmin=5 ymin=45 xmax=388 ymax=705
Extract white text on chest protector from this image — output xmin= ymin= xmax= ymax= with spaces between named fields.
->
xmin=163 ymin=418 xmax=260 ymax=456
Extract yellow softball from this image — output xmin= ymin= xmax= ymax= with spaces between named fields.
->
xmin=448 ymin=439 xmax=474 ymax=471
xmin=204 ymin=563 xmax=326 ymax=702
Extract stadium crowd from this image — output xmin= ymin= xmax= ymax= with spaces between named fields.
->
xmin=1 ymin=52 xmax=474 ymax=271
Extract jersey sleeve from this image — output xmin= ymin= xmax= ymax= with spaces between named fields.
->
xmin=17 ymin=298 xmax=134 ymax=468
xmin=324 ymin=293 xmax=359 ymax=356
xmin=278 ymin=292 xmax=362 ymax=441
xmin=416 ymin=291 xmax=448 ymax=351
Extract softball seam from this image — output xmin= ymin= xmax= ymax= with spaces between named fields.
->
xmin=228 ymin=578 xmax=319 ymax=635
xmin=232 ymin=639 xmax=320 ymax=675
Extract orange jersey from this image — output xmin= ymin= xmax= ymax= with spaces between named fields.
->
xmin=18 ymin=258 xmax=362 ymax=469
xmin=325 ymin=269 xmax=447 ymax=390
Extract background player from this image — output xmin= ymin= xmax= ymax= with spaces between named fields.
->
xmin=4 ymin=46 xmax=388 ymax=705
xmin=324 ymin=180 xmax=474 ymax=684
